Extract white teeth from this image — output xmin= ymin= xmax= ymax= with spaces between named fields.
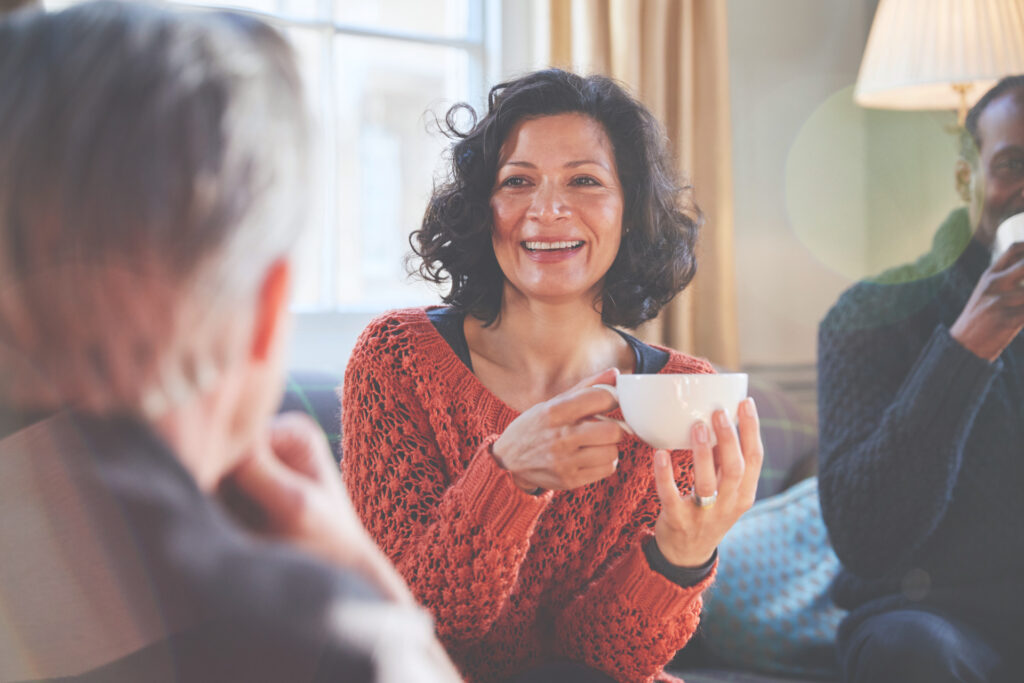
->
xmin=523 ymin=240 xmax=584 ymax=251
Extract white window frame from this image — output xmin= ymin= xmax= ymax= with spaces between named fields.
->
xmin=246 ymin=0 xmax=506 ymax=372
xmin=290 ymin=0 xmax=502 ymax=375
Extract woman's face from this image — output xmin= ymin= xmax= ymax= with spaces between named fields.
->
xmin=490 ymin=113 xmax=624 ymax=308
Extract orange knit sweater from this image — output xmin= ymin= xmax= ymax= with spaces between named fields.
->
xmin=341 ymin=308 xmax=716 ymax=683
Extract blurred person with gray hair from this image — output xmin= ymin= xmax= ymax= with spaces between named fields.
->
xmin=0 ymin=2 xmax=459 ymax=681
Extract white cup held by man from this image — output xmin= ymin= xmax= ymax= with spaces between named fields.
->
xmin=597 ymin=373 xmax=748 ymax=450
xmin=994 ymin=212 xmax=1024 ymax=261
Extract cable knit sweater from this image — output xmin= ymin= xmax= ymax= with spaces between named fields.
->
xmin=817 ymin=208 xmax=1024 ymax=629
xmin=341 ymin=307 xmax=716 ymax=683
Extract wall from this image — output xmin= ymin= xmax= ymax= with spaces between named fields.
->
xmin=727 ymin=0 xmax=873 ymax=368
xmin=863 ymin=108 xmax=961 ymax=275
xmin=728 ymin=0 xmax=962 ymax=374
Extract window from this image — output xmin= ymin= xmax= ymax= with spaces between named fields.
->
xmin=268 ymin=0 xmax=497 ymax=312
xmin=46 ymin=0 xmax=500 ymax=313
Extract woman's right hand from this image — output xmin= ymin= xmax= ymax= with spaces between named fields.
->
xmin=491 ymin=368 xmax=626 ymax=492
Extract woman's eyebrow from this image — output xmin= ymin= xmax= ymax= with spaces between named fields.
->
xmin=501 ymin=159 xmax=608 ymax=169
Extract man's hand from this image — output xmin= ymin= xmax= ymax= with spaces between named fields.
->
xmin=222 ymin=412 xmax=413 ymax=604
xmin=950 ymin=242 xmax=1024 ymax=362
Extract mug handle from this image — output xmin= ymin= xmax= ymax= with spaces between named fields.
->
xmin=590 ymin=383 xmax=635 ymax=436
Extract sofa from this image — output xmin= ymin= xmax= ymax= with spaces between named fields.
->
xmin=280 ymin=369 xmax=840 ymax=683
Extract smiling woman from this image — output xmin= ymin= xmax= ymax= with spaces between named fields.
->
xmin=340 ymin=68 xmax=765 ymax=683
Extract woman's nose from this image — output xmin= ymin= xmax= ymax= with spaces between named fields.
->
xmin=527 ymin=182 xmax=570 ymax=222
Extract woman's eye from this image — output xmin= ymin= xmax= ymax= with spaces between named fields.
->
xmin=500 ymin=176 xmax=529 ymax=187
xmin=570 ymin=176 xmax=601 ymax=186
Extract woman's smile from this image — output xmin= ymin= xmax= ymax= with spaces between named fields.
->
xmin=521 ymin=238 xmax=586 ymax=261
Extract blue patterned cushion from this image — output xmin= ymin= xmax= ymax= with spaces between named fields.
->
xmin=699 ymin=477 xmax=844 ymax=678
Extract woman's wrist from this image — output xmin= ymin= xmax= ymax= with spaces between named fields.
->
xmin=488 ymin=441 xmax=543 ymax=494
xmin=513 ymin=478 xmax=544 ymax=495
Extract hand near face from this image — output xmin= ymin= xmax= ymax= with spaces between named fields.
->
xmin=950 ymin=242 xmax=1024 ymax=362
xmin=651 ymin=398 xmax=763 ymax=568
xmin=491 ymin=367 xmax=627 ymax=492
xmin=222 ymin=412 xmax=414 ymax=604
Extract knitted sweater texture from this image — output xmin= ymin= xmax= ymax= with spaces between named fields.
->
xmin=342 ymin=307 xmax=716 ymax=683
xmin=817 ymin=208 xmax=1024 ymax=626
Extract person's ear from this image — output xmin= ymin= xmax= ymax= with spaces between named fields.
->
xmin=955 ymin=159 xmax=973 ymax=203
xmin=251 ymin=258 xmax=291 ymax=363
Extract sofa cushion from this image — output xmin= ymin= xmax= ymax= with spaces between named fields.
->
xmin=745 ymin=377 xmax=817 ymax=500
xmin=697 ymin=477 xmax=844 ymax=679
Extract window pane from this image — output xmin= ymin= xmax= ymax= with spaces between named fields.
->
xmin=335 ymin=0 xmax=477 ymax=40
xmin=283 ymin=26 xmax=330 ymax=309
xmin=333 ymin=35 xmax=473 ymax=308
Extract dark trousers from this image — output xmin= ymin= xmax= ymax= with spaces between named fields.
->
xmin=504 ymin=661 xmax=617 ymax=683
xmin=838 ymin=607 xmax=1016 ymax=683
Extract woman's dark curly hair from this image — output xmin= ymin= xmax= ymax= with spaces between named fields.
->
xmin=410 ymin=68 xmax=701 ymax=328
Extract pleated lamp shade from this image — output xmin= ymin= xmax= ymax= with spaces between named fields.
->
xmin=855 ymin=0 xmax=1024 ymax=119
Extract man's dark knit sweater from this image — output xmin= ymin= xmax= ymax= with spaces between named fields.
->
xmin=817 ymin=207 xmax=1024 ymax=632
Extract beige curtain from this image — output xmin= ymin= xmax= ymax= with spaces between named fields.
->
xmin=546 ymin=0 xmax=739 ymax=369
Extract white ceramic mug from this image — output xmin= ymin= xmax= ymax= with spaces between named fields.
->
xmin=994 ymin=212 xmax=1024 ymax=261
xmin=594 ymin=373 xmax=748 ymax=449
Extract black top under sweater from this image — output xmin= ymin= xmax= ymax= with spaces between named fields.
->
xmin=426 ymin=306 xmax=717 ymax=588
xmin=426 ymin=306 xmax=672 ymax=375
xmin=817 ymin=207 xmax=1024 ymax=633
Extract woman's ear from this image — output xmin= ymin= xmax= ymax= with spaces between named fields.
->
xmin=251 ymin=258 xmax=291 ymax=363
xmin=955 ymin=159 xmax=973 ymax=203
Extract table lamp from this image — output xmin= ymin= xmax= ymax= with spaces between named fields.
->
xmin=855 ymin=0 xmax=1024 ymax=125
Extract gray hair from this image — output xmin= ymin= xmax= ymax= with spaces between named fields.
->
xmin=0 ymin=1 xmax=310 ymax=415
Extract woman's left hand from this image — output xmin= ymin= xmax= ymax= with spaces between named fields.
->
xmin=652 ymin=397 xmax=763 ymax=568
